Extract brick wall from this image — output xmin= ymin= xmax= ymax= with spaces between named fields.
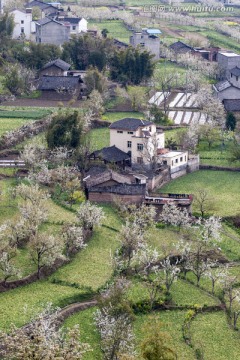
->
xmin=88 ymin=192 xmax=144 ymax=204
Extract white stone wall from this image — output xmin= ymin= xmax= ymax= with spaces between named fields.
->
xmin=11 ymin=10 xmax=33 ymax=40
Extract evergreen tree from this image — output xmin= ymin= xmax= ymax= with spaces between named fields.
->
xmin=46 ymin=110 xmax=83 ymax=149
xmin=226 ymin=112 xmax=236 ymax=131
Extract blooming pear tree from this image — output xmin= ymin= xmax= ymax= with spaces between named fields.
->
xmin=77 ymin=201 xmax=105 ymax=230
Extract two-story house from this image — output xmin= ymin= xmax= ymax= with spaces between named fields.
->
xmin=10 ymin=8 xmax=36 ymax=40
xmin=109 ymin=118 xmax=165 ymax=168
xmin=35 ymin=17 xmax=70 ymax=45
xmin=130 ymin=28 xmax=161 ymax=59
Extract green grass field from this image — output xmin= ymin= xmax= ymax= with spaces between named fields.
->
xmin=88 ymin=19 xmax=131 ymax=43
xmin=160 ymin=170 xmax=240 ymax=217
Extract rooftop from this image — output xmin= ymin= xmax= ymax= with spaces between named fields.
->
xmin=214 ymin=80 xmax=232 ymax=92
xmin=109 ymin=118 xmax=153 ymax=131
xmin=42 ymin=58 xmax=71 ymax=71
xmin=38 ymin=75 xmax=81 ymax=90
xmin=92 ymin=146 xmax=130 ymax=163
xmin=230 ymin=67 xmax=240 ymax=77
xmin=159 ymin=151 xmax=187 ymax=158
xmin=219 ymin=51 xmax=240 ymax=57
xmin=223 ymin=99 xmax=240 ymax=112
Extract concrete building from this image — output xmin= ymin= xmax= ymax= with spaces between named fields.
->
xmin=27 ymin=0 xmax=60 ymax=16
xmin=159 ymin=150 xmax=189 ymax=179
xmin=109 ymin=118 xmax=165 ymax=168
xmin=55 ymin=17 xmax=88 ymax=35
xmin=130 ymin=28 xmax=161 ymax=59
xmin=217 ymin=51 xmax=240 ymax=78
xmin=35 ymin=17 xmax=70 ymax=45
xmin=10 ymin=8 xmax=35 ymax=40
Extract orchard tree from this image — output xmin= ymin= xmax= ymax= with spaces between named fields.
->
xmin=204 ymin=263 xmax=228 ymax=295
xmin=160 ymin=203 xmax=190 ymax=231
xmin=29 ymin=233 xmax=64 ymax=278
xmin=77 ymin=201 xmax=105 ymax=230
xmin=193 ymin=188 xmax=214 ymax=218
xmin=0 ymin=304 xmax=91 ymax=359
xmin=62 ymin=224 xmax=86 ymax=257
xmin=84 ymin=67 xmax=108 ymax=95
xmin=0 ymin=247 xmax=21 ymax=283
xmin=160 ymin=257 xmax=180 ymax=293
xmin=87 ymin=90 xmax=105 ymax=117
xmin=127 ymin=86 xmax=147 ymax=111
xmin=95 ymin=279 xmax=135 ymax=360
xmin=3 ymin=63 xmax=34 ymax=96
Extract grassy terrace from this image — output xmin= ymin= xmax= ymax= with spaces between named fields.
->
xmin=160 ymin=170 xmax=240 ymax=217
xmin=88 ymin=19 xmax=131 ymax=43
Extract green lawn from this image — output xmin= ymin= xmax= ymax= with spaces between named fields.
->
xmin=160 ymin=170 xmax=240 ymax=217
xmin=88 ymin=128 xmax=110 ymax=151
xmin=88 ymin=20 xmax=131 ymax=43
xmin=191 ymin=312 xmax=240 ymax=360
xmin=0 ymin=118 xmax=34 ymax=137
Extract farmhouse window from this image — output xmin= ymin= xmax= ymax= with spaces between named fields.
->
xmin=21 ymin=20 xmax=24 ymax=24
xmin=180 ymin=157 xmax=183 ymax=162
xmin=128 ymin=131 xmax=133 ymax=134
xmin=21 ymin=28 xmax=24 ymax=33
xmin=117 ymin=130 xmax=123 ymax=133
xmin=137 ymin=143 xmax=143 ymax=151
xmin=127 ymin=141 xmax=132 ymax=148
xmin=175 ymin=158 xmax=178 ymax=163
xmin=72 ymin=26 xmax=76 ymax=30
xmin=137 ymin=157 xmax=143 ymax=164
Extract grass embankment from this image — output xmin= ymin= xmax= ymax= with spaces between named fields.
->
xmin=160 ymin=170 xmax=240 ymax=217
xmin=0 ymin=202 xmax=121 ymax=331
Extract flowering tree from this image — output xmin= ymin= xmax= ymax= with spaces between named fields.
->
xmin=0 ymin=304 xmax=91 ymax=359
xmin=77 ymin=201 xmax=105 ymax=230
xmin=29 ymin=234 xmax=64 ymax=278
xmin=204 ymin=263 xmax=228 ymax=295
xmin=0 ymin=248 xmax=21 ymax=283
xmin=160 ymin=203 xmax=190 ymax=231
xmin=160 ymin=257 xmax=180 ymax=293
xmin=95 ymin=279 xmax=135 ymax=360
xmin=62 ymin=224 xmax=86 ymax=257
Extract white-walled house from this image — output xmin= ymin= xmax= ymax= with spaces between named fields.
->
xmin=62 ymin=17 xmax=87 ymax=34
xmin=10 ymin=9 xmax=36 ymax=40
xmin=109 ymin=118 xmax=165 ymax=167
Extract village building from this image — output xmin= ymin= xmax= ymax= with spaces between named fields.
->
xmin=35 ymin=17 xmax=70 ymax=45
xmin=109 ymin=118 xmax=165 ymax=169
xmin=130 ymin=28 xmax=161 ymax=59
xmin=10 ymin=8 xmax=36 ymax=40
xmin=27 ymin=0 xmax=60 ymax=16
xmin=53 ymin=16 xmax=88 ymax=35
xmin=38 ymin=75 xmax=86 ymax=100
xmin=39 ymin=59 xmax=71 ymax=77
xmin=217 ymin=51 xmax=240 ymax=78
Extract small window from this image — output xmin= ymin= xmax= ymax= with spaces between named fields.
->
xmin=117 ymin=130 xmax=123 ymax=134
xmin=237 ymin=76 xmax=239 ymax=81
xmin=21 ymin=20 xmax=24 ymax=24
xmin=137 ymin=143 xmax=143 ymax=151
xmin=21 ymin=28 xmax=24 ymax=34
xmin=127 ymin=141 xmax=132 ymax=148
xmin=140 ymin=42 xmax=145 ymax=47
xmin=175 ymin=158 xmax=178 ymax=163
xmin=180 ymin=157 xmax=183 ymax=162
xmin=137 ymin=157 xmax=143 ymax=164
xmin=128 ymin=131 xmax=133 ymax=134
xmin=72 ymin=25 xmax=76 ymax=30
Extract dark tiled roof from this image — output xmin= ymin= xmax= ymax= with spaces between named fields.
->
xmin=113 ymin=38 xmax=129 ymax=48
xmin=213 ymin=80 xmax=232 ymax=92
xmin=35 ymin=17 xmax=52 ymax=26
xmin=93 ymin=146 xmax=130 ymax=163
xmin=27 ymin=0 xmax=58 ymax=10
xmin=223 ymin=99 xmax=240 ymax=111
xmin=170 ymin=41 xmax=193 ymax=53
xmin=86 ymin=169 xmax=132 ymax=187
xmin=38 ymin=75 xmax=80 ymax=90
xmin=89 ymin=183 xmax=146 ymax=195
xmin=63 ymin=17 xmax=82 ymax=24
xmin=230 ymin=67 xmax=240 ymax=77
xmin=42 ymin=58 xmax=71 ymax=71
xmin=109 ymin=118 xmax=153 ymax=131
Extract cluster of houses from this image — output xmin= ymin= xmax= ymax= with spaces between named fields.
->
xmin=83 ymin=117 xmax=198 ymax=212
xmin=6 ymin=0 xmax=88 ymax=45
